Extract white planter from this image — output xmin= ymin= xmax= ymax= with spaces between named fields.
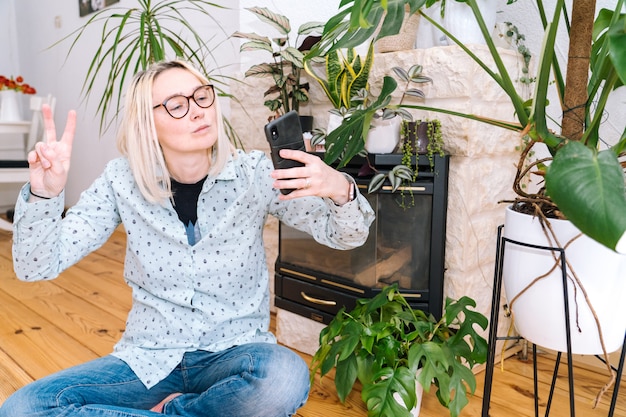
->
xmin=442 ymin=0 xmax=498 ymax=45
xmin=327 ymin=112 xmax=343 ymax=134
xmin=502 ymin=206 xmax=626 ymax=354
xmin=364 ymin=116 xmax=401 ymax=154
xmin=0 ymin=90 xmax=23 ymax=121
xmin=391 ymin=369 xmax=424 ymax=417
xmin=415 ymin=3 xmax=447 ymax=48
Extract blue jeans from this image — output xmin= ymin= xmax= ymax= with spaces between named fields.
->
xmin=0 ymin=343 xmax=310 ymax=416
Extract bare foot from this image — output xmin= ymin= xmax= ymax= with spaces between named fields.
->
xmin=150 ymin=393 xmax=182 ymax=413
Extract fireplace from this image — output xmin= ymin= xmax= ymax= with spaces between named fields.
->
xmin=274 ymin=153 xmax=449 ymax=324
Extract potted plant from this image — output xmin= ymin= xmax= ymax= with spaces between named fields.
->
xmin=305 ymin=45 xmax=433 ymax=195
xmin=304 ymin=42 xmax=374 ymax=151
xmin=308 ymin=0 xmax=626 ymax=406
xmin=53 ymin=0 xmax=241 ymax=140
xmin=310 ymin=284 xmax=488 ymax=417
xmin=0 ymin=75 xmax=37 ymax=121
xmin=353 ymin=69 xmax=435 ymax=196
xmin=397 ymin=117 xmax=444 ymax=206
xmin=400 ymin=118 xmax=443 ymax=163
xmin=232 ymin=7 xmax=323 ymax=126
xmin=304 ymin=42 xmax=374 ymax=131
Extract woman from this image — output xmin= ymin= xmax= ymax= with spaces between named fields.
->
xmin=1 ymin=60 xmax=374 ymax=416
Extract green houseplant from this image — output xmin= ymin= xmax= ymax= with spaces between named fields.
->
xmin=55 ymin=0 xmax=240 ymax=139
xmin=304 ymin=42 xmax=374 ymax=113
xmin=311 ymin=284 xmax=488 ymax=417
xmin=307 ymin=0 xmax=626 ymax=254
xmin=304 ymin=44 xmax=433 ymax=195
xmin=232 ymin=7 xmax=323 ymax=121
xmin=400 ymin=118 xmax=444 ymax=167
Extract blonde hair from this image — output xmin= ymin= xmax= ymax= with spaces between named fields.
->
xmin=116 ymin=60 xmax=235 ymax=204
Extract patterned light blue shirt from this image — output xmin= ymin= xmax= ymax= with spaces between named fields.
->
xmin=11 ymin=150 xmax=374 ymax=388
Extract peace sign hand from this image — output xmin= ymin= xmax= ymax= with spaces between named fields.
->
xmin=27 ymin=104 xmax=76 ymax=199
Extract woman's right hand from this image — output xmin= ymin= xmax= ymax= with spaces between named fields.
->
xmin=28 ymin=104 xmax=76 ymax=199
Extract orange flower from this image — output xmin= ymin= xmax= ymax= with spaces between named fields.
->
xmin=0 ymin=75 xmax=37 ymax=94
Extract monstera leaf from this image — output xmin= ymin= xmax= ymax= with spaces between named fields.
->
xmin=546 ymin=142 xmax=626 ymax=252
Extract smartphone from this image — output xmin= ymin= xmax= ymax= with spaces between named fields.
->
xmin=264 ymin=111 xmax=306 ymax=194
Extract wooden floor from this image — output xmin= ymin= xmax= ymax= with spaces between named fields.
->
xmin=0 ymin=225 xmax=624 ymax=416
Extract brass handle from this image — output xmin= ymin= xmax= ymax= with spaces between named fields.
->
xmin=300 ymin=292 xmax=337 ymax=306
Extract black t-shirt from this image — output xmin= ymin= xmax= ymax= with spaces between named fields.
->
xmin=171 ymin=176 xmax=207 ymax=245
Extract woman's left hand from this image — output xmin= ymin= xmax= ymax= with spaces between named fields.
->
xmin=270 ymin=149 xmax=352 ymax=205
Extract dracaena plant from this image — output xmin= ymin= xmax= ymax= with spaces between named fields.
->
xmin=232 ymin=7 xmax=323 ymax=120
xmin=307 ymin=0 xmax=626 ymax=253
xmin=310 ymin=284 xmax=488 ymax=417
xmin=53 ymin=0 xmax=242 ymax=144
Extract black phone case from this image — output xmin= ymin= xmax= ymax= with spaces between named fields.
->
xmin=264 ymin=111 xmax=306 ymax=194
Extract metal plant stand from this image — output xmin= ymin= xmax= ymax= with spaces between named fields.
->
xmin=481 ymin=225 xmax=626 ymax=417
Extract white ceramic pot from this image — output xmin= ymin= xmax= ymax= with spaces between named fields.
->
xmin=415 ymin=3 xmax=447 ymax=48
xmin=0 ymin=90 xmax=23 ymax=121
xmin=326 ymin=112 xmax=343 ymax=134
xmin=443 ymin=0 xmax=498 ymax=45
xmin=502 ymin=206 xmax=626 ymax=354
xmin=365 ymin=116 xmax=401 ymax=154
xmin=392 ymin=369 xmax=424 ymax=417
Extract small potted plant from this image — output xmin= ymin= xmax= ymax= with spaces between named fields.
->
xmin=0 ymin=75 xmax=37 ymax=121
xmin=310 ymin=284 xmax=488 ymax=417
xmin=232 ymin=7 xmax=323 ymax=125
xmin=305 ymin=46 xmax=434 ymax=198
xmin=304 ymin=42 xmax=374 ymax=151
xmin=400 ymin=118 xmax=443 ymax=167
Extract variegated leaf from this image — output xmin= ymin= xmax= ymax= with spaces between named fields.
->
xmin=368 ymin=173 xmax=386 ymax=193
xmin=405 ymin=89 xmax=426 ymax=99
xmin=246 ymin=6 xmax=290 ymax=35
xmin=392 ymin=66 xmax=409 ymax=82
xmin=299 ymin=21 xmax=325 ymax=35
xmin=244 ymin=63 xmax=274 ymax=78
xmin=240 ymin=40 xmax=273 ymax=54
xmin=231 ymin=31 xmax=268 ymax=43
xmin=281 ymin=47 xmax=305 ymax=67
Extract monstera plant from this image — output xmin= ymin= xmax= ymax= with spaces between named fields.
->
xmin=310 ymin=284 xmax=488 ymax=417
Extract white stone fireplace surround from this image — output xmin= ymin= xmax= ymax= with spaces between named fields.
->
xmin=229 ymin=45 xmax=526 ymax=355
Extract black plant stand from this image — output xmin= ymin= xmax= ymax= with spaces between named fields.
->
xmin=481 ymin=225 xmax=626 ymax=417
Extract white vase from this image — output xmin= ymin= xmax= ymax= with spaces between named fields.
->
xmin=0 ymin=90 xmax=23 ymax=121
xmin=393 ymin=376 xmax=424 ymax=417
xmin=443 ymin=0 xmax=498 ymax=45
xmin=364 ymin=116 xmax=401 ymax=154
xmin=387 ymin=369 xmax=423 ymax=417
xmin=415 ymin=3 xmax=447 ymax=48
xmin=502 ymin=206 xmax=626 ymax=354
xmin=327 ymin=112 xmax=343 ymax=134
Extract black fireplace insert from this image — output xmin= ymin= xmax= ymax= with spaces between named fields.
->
xmin=274 ymin=153 xmax=449 ymax=324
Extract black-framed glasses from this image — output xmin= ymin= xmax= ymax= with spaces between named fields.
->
xmin=153 ymin=85 xmax=215 ymax=119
